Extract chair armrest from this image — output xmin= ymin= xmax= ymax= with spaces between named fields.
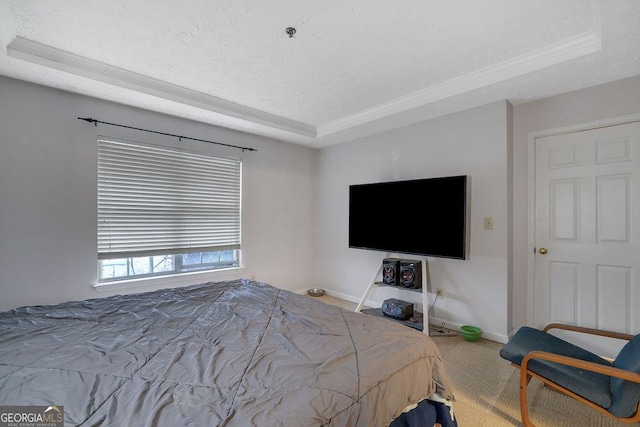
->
xmin=543 ymin=323 xmax=634 ymax=341
xmin=522 ymin=350 xmax=640 ymax=384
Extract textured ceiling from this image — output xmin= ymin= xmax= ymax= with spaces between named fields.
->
xmin=1 ymin=0 xmax=639 ymax=148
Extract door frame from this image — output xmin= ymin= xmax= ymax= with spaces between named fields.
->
xmin=526 ymin=112 xmax=640 ymax=327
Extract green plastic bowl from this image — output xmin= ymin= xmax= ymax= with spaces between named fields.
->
xmin=460 ymin=325 xmax=482 ymax=342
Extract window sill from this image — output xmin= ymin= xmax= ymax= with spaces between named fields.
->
xmin=93 ymin=266 xmax=246 ymax=293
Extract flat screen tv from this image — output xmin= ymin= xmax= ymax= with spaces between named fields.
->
xmin=348 ymin=175 xmax=468 ymax=259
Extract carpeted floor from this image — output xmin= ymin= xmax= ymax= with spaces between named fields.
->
xmin=313 ymin=294 xmax=629 ymax=426
xmin=430 ymin=334 xmax=626 ymax=427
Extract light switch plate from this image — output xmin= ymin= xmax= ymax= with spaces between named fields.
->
xmin=484 ymin=217 xmax=494 ymax=230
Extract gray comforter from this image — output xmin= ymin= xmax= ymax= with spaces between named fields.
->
xmin=0 ymin=279 xmax=454 ymax=426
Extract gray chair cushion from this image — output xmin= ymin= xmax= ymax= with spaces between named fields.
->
xmin=500 ymin=327 xmax=613 ymax=409
xmin=609 ymin=334 xmax=640 ymax=418
xmin=527 ymin=358 xmax=612 ymax=409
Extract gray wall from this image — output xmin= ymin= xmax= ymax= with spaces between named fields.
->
xmin=314 ymin=101 xmax=512 ymax=342
xmin=314 ymin=74 xmax=640 ymax=341
xmin=2 ymin=72 xmax=639 ymax=341
xmin=0 ymin=76 xmax=318 ymax=311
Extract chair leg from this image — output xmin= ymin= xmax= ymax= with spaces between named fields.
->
xmin=519 ymin=369 xmax=534 ymax=427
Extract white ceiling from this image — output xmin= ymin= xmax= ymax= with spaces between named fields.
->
xmin=1 ymin=0 xmax=639 ymax=148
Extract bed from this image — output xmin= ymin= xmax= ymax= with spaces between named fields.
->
xmin=0 ymin=279 xmax=456 ymax=426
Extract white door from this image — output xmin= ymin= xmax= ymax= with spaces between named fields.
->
xmin=534 ymin=121 xmax=640 ymax=355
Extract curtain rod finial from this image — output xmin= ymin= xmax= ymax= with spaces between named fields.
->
xmin=78 ymin=117 xmax=97 ymax=126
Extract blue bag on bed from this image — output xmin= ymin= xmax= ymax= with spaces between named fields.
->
xmin=389 ymin=399 xmax=458 ymax=427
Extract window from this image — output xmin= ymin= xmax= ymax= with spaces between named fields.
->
xmin=99 ymin=250 xmax=238 ymax=281
xmin=97 ymin=138 xmax=241 ymax=282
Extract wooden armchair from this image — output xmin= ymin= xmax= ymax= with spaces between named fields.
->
xmin=499 ymin=323 xmax=640 ymax=426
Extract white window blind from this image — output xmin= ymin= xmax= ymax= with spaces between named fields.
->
xmin=98 ymin=138 xmax=241 ymax=260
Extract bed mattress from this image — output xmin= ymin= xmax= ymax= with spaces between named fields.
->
xmin=0 ymin=279 xmax=455 ymax=426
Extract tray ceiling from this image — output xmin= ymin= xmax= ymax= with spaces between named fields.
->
xmin=1 ymin=0 xmax=639 ymax=148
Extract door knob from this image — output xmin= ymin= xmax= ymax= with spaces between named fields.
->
xmin=538 ymin=247 xmax=548 ymax=255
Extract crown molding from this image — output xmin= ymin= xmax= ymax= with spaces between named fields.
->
xmin=318 ymin=25 xmax=601 ymax=137
xmin=6 ymin=36 xmax=316 ymax=138
xmin=318 ymin=0 xmax=601 ymax=138
xmin=5 ymin=0 xmax=602 ymax=143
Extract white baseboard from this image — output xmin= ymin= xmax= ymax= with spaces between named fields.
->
xmin=428 ymin=316 xmax=509 ymax=344
xmin=293 ymin=287 xmax=509 ymax=344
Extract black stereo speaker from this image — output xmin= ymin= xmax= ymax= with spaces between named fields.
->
xmin=382 ymin=258 xmax=403 ymax=286
xmin=381 ymin=298 xmax=414 ymax=320
xmin=400 ymin=260 xmax=422 ymax=289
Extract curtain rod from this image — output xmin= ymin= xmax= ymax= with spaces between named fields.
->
xmin=77 ymin=117 xmax=257 ymax=152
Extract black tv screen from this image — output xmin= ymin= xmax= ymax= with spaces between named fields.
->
xmin=348 ymin=175 xmax=468 ymax=259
